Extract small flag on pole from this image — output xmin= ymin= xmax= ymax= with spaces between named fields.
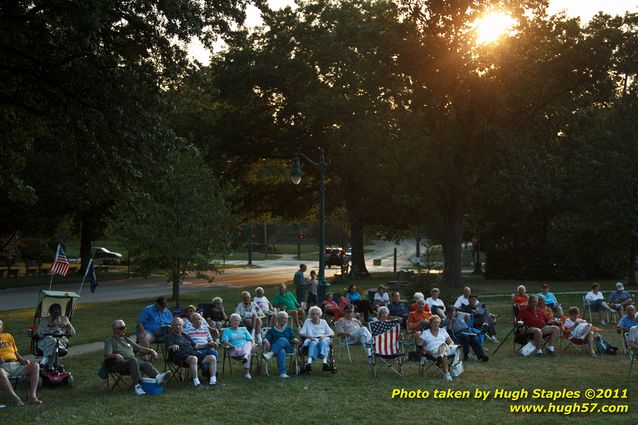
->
xmin=50 ymin=244 xmax=70 ymax=277
xmin=86 ymin=258 xmax=98 ymax=292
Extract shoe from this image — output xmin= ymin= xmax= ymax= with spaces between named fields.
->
xmin=305 ymin=363 xmax=312 ymax=372
xmin=443 ymin=372 xmax=453 ymax=382
xmin=244 ymin=372 xmax=252 ymax=379
xmin=600 ymin=321 xmax=607 ymax=326
xmin=546 ymin=348 xmax=555 ymax=356
xmin=536 ymin=352 xmax=543 ymax=358
xmin=209 ymin=377 xmax=217 ymax=386
xmin=155 ymin=371 xmax=172 ymax=385
xmin=194 ymin=383 xmax=203 ymax=389
xmin=481 ymin=355 xmax=489 ymax=362
xmin=134 ymin=384 xmax=146 ymax=396
xmin=262 ymin=352 xmax=274 ymax=361
xmin=490 ymin=336 xmax=499 ymax=343
xmin=280 ymin=373 xmax=289 ymax=378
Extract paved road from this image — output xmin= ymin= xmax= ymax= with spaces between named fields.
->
xmin=0 ymin=240 xmax=422 ymax=311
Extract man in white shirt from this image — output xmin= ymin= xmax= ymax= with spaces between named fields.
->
xmin=235 ymin=291 xmax=264 ymax=343
xmin=454 ymin=287 xmax=474 ymax=309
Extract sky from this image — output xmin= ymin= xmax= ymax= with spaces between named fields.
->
xmin=188 ymin=0 xmax=638 ymax=64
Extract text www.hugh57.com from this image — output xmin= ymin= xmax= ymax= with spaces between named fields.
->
xmin=510 ymin=403 xmax=629 ymax=415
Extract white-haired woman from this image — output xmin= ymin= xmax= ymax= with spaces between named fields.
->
xmin=221 ymin=313 xmax=254 ymax=379
xmin=263 ymin=311 xmax=298 ymax=378
xmin=513 ymin=285 xmax=529 ymax=307
xmin=420 ymin=315 xmax=457 ymax=382
xmin=425 ymin=288 xmax=446 ymax=319
xmin=299 ymin=306 xmax=334 ymax=372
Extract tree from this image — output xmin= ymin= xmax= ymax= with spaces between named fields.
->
xmin=111 ymin=149 xmax=235 ymax=306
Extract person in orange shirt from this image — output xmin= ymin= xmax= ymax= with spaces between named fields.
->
xmin=512 ymin=285 xmax=529 ymax=306
xmin=407 ymin=299 xmax=432 ymax=347
xmin=537 ymin=295 xmax=555 ymax=321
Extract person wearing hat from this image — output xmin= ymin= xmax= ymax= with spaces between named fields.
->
xmin=537 ymin=283 xmax=563 ymax=317
xmin=36 ymin=303 xmax=75 ymax=366
xmin=609 ymin=282 xmax=633 ymax=316
xmin=335 ymin=305 xmax=373 ymax=363
xmin=137 ymin=297 xmax=173 ymax=347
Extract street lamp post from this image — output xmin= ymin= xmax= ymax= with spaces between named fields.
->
xmin=291 ymin=148 xmax=331 ymax=301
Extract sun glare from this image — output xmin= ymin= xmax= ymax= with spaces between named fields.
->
xmin=476 ymin=12 xmax=516 ymax=44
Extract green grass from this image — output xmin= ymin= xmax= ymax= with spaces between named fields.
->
xmin=2 ymin=274 xmax=637 ymax=423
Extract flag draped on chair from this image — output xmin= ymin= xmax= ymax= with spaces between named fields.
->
xmin=370 ymin=321 xmax=401 ymax=356
xmin=86 ymin=258 xmax=98 ymax=292
xmin=50 ymin=244 xmax=70 ymax=277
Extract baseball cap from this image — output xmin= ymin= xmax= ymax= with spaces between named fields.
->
xmin=616 ymin=282 xmax=625 ymax=291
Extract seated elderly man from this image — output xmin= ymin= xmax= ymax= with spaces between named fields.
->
xmin=273 ymin=283 xmax=306 ymax=326
xmin=453 ymin=287 xmax=473 ymax=309
xmin=445 ymin=306 xmax=488 ymax=362
xmin=335 ymin=305 xmax=373 ymax=363
xmin=104 ymin=319 xmax=172 ymax=395
xmin=36 ymin=303 xmax=76 ymax=366
xmin=585 ymin=282 xmax=616 ymax=325
xmin=387 ymin=291 xmax=409 ymax=325
xmin=610 ymin=282 xmax=634 ymax=316
xmin=235 ymin=291 xmax=264 ymax=343
xmin=165 ymin=317 xmax=217 ymax=387
xmin=184 ymin=313 xmax=219 ymax=364
xmin=618 ymin=305 xmax=638 ymax=332
xmin=460 ymin=295 xmax=499 ymax=343
xmin=137 ymin=297 xmax=173 ymax=347
xmin=0 ymin=319 xmax=42 ymax=406
xmin=516 ymin=295 xmax=560 ymax=356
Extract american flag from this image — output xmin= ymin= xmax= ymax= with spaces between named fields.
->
xmin=50 ymin=244 xmax=70 ymax=277
xmin=370 ymin=320 xmax=401 ymax=356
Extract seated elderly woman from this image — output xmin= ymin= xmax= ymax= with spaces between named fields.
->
xmin=299 ymin=306 xmax=334 ymax=372
xmin=36 ymin=303 xmax=76 ymax=366
xmin=322 ymin=292 xmax=344 ymax=320
xmin=221 ymin=313 xmax=255 ymax=379
xmin=512 ymin=285 xmax=529 ymax=307
xmin=425 ymin=288 xmax=446 ymax=319
xmin=563 ymin=306 xmax=596 ymax=356
xmin=373 ymin=285 xmax=389 ymax=310
xmin=407 ymin=299 xmax=431 ymax=346
xmin=262 ymin=311 xmax=298 ymax=378
xmin=420 ymin=315 xmax=459 ymax=382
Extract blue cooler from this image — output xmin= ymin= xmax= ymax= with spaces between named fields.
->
xmin=141 ymin=380 xmax=164 ymax=395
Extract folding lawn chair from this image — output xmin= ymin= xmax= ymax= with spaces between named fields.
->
xmin=369 ymin=320 xmax=404 ymax=376
xmin=418 ymin=351 xmax=456 ymax=378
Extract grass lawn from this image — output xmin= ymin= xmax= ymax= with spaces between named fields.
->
xmin=1 ymin=274 xmax=636 ymax=424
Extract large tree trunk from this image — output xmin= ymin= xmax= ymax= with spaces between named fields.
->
xmin=629 ymin=236 xmax=637 ymax=287
xmin=79 ymin=217 xmax=95 ymax=274
xmin=349 ymin=213 xmax=368 ymax=277
xmin=441 ymin=194 xmax=465 ymax=289
xmin=172 ymin=258 xmax=181 ymax=307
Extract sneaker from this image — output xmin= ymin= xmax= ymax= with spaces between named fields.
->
xmin=546 ymin=348 xmax=555 ymax=356
xmin=490 ymin=336 xmax=499 ymax=343
xmin=134 ymin=384 xmax=146 ymax=396
xmin=155 ymin=371 xmax=172 ymax=385
xmin=209 ymin=377 xmax=217 ymax=386
xmin=536 ymin=351 xmax=543 ymax=358
xmin=262 ymin=352 xmax=274 ymax=361
xmin=443 ymin=372 xmax=453 ymax=382
xmin=280 ymin=373 xmax=289 ymax=379
xmin=244 ymin=372 xmax=252 ymax=379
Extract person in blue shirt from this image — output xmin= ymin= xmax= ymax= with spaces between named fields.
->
xmin=609 ymin=282 xmax=634 ymax=316
xmin=346 ymin=284 xmax=372 ymax=322
xmin=388 ymin=291 xmax=409 ymax=326
xmin=293 ymin=264 xmax=307 ymax=305
xmin=537 ymin=283 xmax=563 ymax=317
xmin=618 ymin=305 xmax=637 ymax=331
xmin=137 ymin=297 xmax=173 ymax=347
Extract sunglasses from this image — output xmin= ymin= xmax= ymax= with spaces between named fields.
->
xmin=117 ymin=326 xmax=127 ymax=330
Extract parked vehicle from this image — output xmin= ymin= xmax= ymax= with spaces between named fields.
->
xmin=94 ymin=247 xmax=123 ymax=265
xmin=325 ymin=247 xmax=345 ymax=268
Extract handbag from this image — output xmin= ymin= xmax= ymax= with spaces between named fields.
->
xmin=450 ymin=360 xmax=464 ymax=377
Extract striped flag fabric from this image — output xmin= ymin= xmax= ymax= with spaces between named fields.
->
xmin=370 ymin=320 xmax=401 ymax=356
xmin=50 ymin=244 xmax=70 ymax=277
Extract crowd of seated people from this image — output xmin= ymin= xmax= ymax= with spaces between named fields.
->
xmin=28 ymin=276 xmax=632 ymax=404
